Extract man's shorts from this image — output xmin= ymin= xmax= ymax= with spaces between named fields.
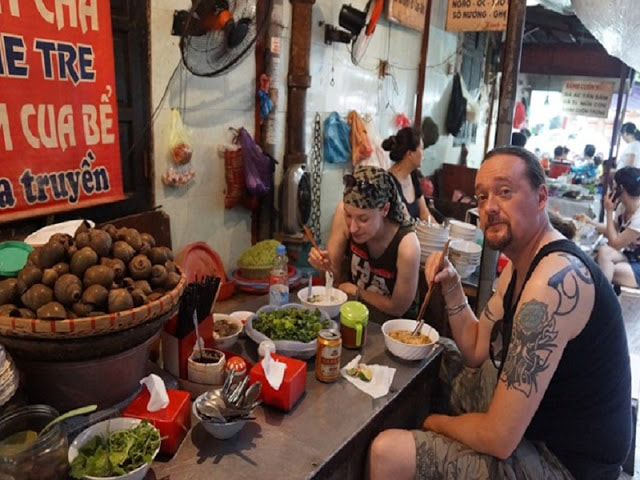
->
xmin=411 ymin=340 xmax=574 ymax=479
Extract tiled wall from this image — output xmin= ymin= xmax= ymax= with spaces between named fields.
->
xmin=150 ymin=1 xmax=489 ymax=270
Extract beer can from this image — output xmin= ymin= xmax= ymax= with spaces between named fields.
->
xmin=315 ymin=329 xmax=342 ymax=383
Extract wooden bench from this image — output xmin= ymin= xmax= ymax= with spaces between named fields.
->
xmin=623 ymin=353 xmax=640 ymax=474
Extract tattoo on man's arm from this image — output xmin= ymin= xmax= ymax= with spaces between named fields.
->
xmin=501 ymin=254 xmax=589 ymax=396
xmin=501 ymin=299 xmax=557 ymax=397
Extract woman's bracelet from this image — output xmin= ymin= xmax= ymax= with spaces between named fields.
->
xmin=445 ymin=297 xmax=469 ymax=316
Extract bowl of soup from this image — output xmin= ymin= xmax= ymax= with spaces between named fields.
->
xmin=381 ymin=319 xmax=440 ymax=360
xmin=297 ymin=286 xmax=348 ymax=319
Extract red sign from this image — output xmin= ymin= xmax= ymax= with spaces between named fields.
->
xmin=0 ymin=1 xmax=124 ymax=223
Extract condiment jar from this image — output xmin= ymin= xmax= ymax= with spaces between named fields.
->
xmin=340 ymin=301 xmax=369 ymax=349
xmin=0 ymin=404 xmax=69 ymax=480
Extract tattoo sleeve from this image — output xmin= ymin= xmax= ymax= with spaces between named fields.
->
xmin=500 ymin=253 xmax=592 ymax=397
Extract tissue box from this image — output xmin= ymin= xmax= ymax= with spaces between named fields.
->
xmin=249 ymin=354 xmax=307 ymax=412
xmin=123 ymin=389 xmax=191 ymax=455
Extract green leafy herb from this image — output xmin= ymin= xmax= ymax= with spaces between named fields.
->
xmin=253 ymin=307 xmax=329 ymax=343
xmin=70 ymin=420 xmax=160 ymax=479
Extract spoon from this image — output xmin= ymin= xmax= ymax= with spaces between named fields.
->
xmin=222 ymin=368 xmax=236 ymax=397
xmin=192 ymin=310 xmax=203 ymax=359
xmin=39 ymin=404 xmax=97 ymax=437
xmin=195 ymin=397 xmax=226 ymax=423
xmin=203 ymin=389 xmax=228 ymax=410
xmin=242 ymin=381 xmax=261 ymax=408
xmin=227 ymin=376 xmax=249 ymax=405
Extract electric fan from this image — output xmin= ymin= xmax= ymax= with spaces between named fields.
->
xmin=324 ymin=0 xmax=383 ymax=66
xmin=172 ymin=0 xmax=273 ymax=77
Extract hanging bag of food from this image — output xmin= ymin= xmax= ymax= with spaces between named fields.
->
xmin=323 ymin=112 xmax=351 ymax=164
xmin=238 ymin=127 xmax=276 ymax=197
xmin=218 ymin=144 xmax=246 ymax=209
xmin=169 ymin=109 xmax=193 ymax=165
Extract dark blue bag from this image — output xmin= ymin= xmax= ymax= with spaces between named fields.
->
xmin=323 ymin=112 xmax=351 ymax=164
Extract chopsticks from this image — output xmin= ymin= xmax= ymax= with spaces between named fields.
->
xmin=412 ymin=240 xmax=450 ymax=336
xmin=303 ymin=225 xmax=319 ymax=251
xmin=303 ymin=225 xmax=334 ymax=277
xmin=176 ymin=275 xmax=221 ymax=338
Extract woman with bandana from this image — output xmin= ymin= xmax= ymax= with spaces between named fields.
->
xmin=307 ymin=165 xmax=421 ymax=320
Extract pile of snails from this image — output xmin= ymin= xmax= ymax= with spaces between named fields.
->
xmin=0 ymin=224 xmax=181 ymax=320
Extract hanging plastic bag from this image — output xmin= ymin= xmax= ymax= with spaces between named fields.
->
xmin=218 ymin=144 xmax=246 ymax=209
xmin=238 ymin=127 xmax=276 ymax=197
xmin=446 ymin=73 xmax=467 ymax=136
xmin=323 ymin=112 xmax=351 ymax=164
xmin=348 ymin=111 xmax=373 ymax=165
xmin=169 ymin=109 xmax=193 ymax=165
xmin=162 ymin=166 xmax=195 ymax=187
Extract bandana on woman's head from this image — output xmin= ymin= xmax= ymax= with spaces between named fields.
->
xmin=343 ymin=165 xmax=412 ymax=227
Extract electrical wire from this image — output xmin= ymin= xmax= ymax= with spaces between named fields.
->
xmin=122 ymin=59 xmax=182 ymax=160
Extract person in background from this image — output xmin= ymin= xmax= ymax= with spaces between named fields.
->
xmin=553 ymin=145 xmax=564 ymax=162
xmin=562 ymin=146 xmax=570 ymax=162
xmin=307 ymin=165 xmax=421 ymax=320
xmin=368 ymin=146 xmax=631 ymax=480
xmin=549 ymin=145 xmax=571 ymax=179
xmin=586 ymin=166 xmax=640 ymax=289
xmin=383 ymin=127 xmax=437 ymax=223
xmin=571 ymin=144 xmax=598 ymax=184
xmin=619 ymin=122 xmax=640 ymax=167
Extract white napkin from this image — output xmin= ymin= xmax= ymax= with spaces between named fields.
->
xmin=139 ymin=373 xmax=169 ymax=412
xmin=262 ymin=350 xmax=286 ymax=390
xmin=340 ymin=355 xmax=396 ymax=399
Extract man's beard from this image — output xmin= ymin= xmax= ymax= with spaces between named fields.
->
xmin=484 ymin=223 xmax=512 ymax=251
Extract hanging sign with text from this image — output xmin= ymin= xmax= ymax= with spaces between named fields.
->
xmin=445 ymin=0 xmax=509 ymax=32
xmin=386 ymin=0 xmax=428 ymax=32
xmin=561 ymin=80 xmax=614 ymax=118
xmin=0 ymin=1 xmax=124 ymax=223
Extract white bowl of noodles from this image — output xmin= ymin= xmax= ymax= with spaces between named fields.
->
xmin=297 ymin=286 xmax=348 ymax=319
xmin=381 ymin=319 xmax=440 ymax=361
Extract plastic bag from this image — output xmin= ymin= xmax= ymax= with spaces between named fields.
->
xmin=219 ymin=144 xmax=246 ymax=209
xmin=238 ymin=127 xmax=275 ymax=197
xmin=169 ymin=109 xmax=193 ymax=165
xmin=348 ymin=111 xmax=373 ymax=165
xmin=161 ymin=166 xmax=195 ymax=187
xmin=323 ymin=112 xmax=351 ymax=164
xmin=446 ymin=74 xmax=467 ymax=136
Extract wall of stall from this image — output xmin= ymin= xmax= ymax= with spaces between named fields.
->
xmin=150 ymin=1 xmax=491 ymax=271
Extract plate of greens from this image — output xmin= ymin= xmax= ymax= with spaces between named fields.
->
xmin=68 ymin=417 xmax=160 ymax=480
xmin=245 ymin=303 xmax=337 ymax=359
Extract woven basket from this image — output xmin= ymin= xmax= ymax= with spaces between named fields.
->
xmin=0 ymin=272 xmax=187 ymax=339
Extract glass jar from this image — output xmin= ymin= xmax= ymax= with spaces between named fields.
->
xmin=0 ymin=404 xmax=68 ymax=480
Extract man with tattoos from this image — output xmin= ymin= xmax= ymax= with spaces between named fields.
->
xmin=368 ymin=147 xmax=632 ymax=479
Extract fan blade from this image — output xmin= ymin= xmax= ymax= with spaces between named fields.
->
xmin=227 ymin=18 xmax=251 ymax=48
